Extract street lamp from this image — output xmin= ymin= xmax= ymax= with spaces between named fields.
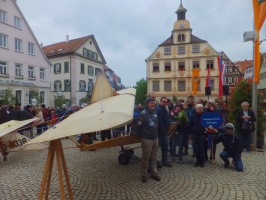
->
xmin=31 ymin=98 xmax=37 ymax=106
xmin=57 ymin=91 xmax=62 ymax=97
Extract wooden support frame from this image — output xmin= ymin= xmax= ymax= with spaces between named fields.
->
xmin=39 ymin=139 xmax=73 ymax=200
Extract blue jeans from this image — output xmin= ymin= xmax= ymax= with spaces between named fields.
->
xmin=240 ymin=134 xmax=252 ymax=152
xmin=192 ymin=134 xmax=206 ymax=162
xmin=220 ymin=151 xmax=243 ymax=172
xmin=171 ymin=133 xmax=183 ymax=159
xmin=42 ymin=123 xmax=48 ymax=132
xmin=158 ymin=136 xmax=169 ymax=164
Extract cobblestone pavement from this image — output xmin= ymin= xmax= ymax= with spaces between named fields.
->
xmin=0 ymin=136 xmax=265 ymax=200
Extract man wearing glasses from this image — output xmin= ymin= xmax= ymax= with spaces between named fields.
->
xmin=213 ymin=123 xmax=243 ymax=172
xmin=156 ymin=97 xmax=172 ymax=167
xmin=136 ymin=97 xmax=160 ymax=183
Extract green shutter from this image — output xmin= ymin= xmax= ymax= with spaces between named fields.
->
xmin=91 ymin=66 xmax=94 ymax=76
xmin=54 ymin=81 xmax=56 ymax=91
xmin=69 ymin=80 xmax=71 ymax=91
xmin=59 ymin=64 xmax=61 ymax=73
xmin=54 ymin=65 xmax=56 ymax=74
xmin=64 ymin=62 xmax=69 ymax=73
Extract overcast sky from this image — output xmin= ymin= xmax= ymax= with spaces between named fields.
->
xmin=17 ymin=0 xmax=266 ymax=87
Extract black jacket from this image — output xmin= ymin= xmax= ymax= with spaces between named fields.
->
xmin=189 ymin=112 xmax=205 ymax=135
xmin=213 ymin=133 xmax=242 ymax=163
xmin=156 ymin=105 xmax=170 ymax=137
xmin=8 ymin=108 xmax=21 ymax=121
xmin=136 ymin=109 xmax=158 ymax=140
xmin=236 ymin=109 xmax=256 ymax=133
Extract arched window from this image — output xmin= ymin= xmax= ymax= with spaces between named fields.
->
xmin=79 ymin=80 xmax=86 ymax=91
xmin=54 ymin=80 xmax=62 ymax=91
xmin=88 ymin=81 xmax=94 ymax=92
xmin=178 ymin=34 xmax=185 ymax=42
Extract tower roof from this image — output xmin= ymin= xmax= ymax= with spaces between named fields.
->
xmin=175 ymin=1 xmax=187 ymax=14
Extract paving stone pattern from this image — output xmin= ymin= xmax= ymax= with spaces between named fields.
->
xmin=0 ymin=137 xmax=265 ymax=200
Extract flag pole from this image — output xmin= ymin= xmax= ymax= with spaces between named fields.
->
xmin=252 ymin=41 xmax=258 ymax=151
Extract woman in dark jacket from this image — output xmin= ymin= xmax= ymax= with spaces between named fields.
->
xmin=236 ymin=102 xmax=256 ymax=152
xmin=170 ymin=104 xmax=187 ymax=161
xmin=189 ymin=104 xmax=206 ymax=167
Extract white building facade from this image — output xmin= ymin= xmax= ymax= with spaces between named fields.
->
xmin=43 ymin=35 xmax=106 ymax=107
xmin=0 ymin=0 xmax=51 ymax=106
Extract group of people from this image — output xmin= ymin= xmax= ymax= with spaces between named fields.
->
xmin=135 ymin=93 xmax=257 ymax=183
xmin=0 ymin=102 xmax=88 ymax=138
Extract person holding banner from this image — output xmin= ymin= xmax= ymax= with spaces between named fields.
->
xmin=189 ymin=104 xmax=206 ymax=167
xmin=213 ymin=123 xmax=243 ymax=172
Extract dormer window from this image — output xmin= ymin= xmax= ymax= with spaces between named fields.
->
xmin=178 ymin=34 xmax=185 ymax=42
xmin=50 ymin=50 xmax=54 ymax=54
xmin=58 ymin=48 xmax=63 ymax=52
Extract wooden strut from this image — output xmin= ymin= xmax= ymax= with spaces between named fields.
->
xmin=39 ymin=139 xmax=73 ymax=200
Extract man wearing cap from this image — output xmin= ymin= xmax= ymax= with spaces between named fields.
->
xmin=213 ymin=123 xmax=243 ymax=172
xmin=136 ymin=97 xmax=160 ymax=183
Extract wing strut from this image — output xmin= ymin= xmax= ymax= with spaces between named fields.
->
xmin=39 ymin=139 xmax=73 ymax=200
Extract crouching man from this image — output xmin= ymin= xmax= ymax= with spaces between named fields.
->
xmin=213 ymin=123 xmax=243 ymax=172
xmin=136 ymin=97 xmax=160 ymax=183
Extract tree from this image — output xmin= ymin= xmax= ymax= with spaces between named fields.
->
xmin=29 ymin=87 xmax=41 ymax=106
xmin=172 ymin=95 xmax=178 ymax=104
xmin=80 ymin=95 xmax=90 ymax=105
xmin=0 ymin=87 xmax=16 ymax=105
xmin=133 ymin=78 xmax=147 ymax=104
xmin=228 ymin=80 xmax=264 ymax=141
xmin=54 ymin=94 xmax=67 ymax=108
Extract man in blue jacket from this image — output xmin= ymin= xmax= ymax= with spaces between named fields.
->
xmin=156 ymin=97 xmax=172 ymax=167
xmin=213 ymin=123 xmax=243 ymax=172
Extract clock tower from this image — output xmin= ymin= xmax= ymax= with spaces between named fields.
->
xmin=173 ymin=1 xmax=192 ymax=44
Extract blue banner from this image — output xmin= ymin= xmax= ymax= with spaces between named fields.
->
xmin=200 ymin=112 xmax=223 ymax=128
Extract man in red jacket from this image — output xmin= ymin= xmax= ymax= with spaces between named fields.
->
xmin=41 ymin=104 xmax=49 ymax=132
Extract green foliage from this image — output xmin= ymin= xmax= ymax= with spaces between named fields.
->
xmin=228 ymin=80 xmax=264 ymax=139
xmin=29 ymin=87 xmax=41 ymax=106
xmin=0 ymin=87 xmax=16 ymax=105
xmin=80 ymin=95 xmax=90 ymax=105
xmin=133 ymin=78 xmax=147 ymax=104
xmin=174 ymin=110 xmax=188 ymax=125
xmin=54 ymin=94 xmax=67 ymax=108
xmin=172 ymin=95 xmax=178 ymax=103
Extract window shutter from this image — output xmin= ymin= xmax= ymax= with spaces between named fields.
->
xmin=64 ymin=62 xmax=69 ymax=72
xmin=69 ymin=80 xmax=71 ymax=91
xmin=91 ymin=67 xmax=94 ymax=76
xmin=59 ymin=81 xmax=62 ymax=90
xmin=54 ymin=65 xmax=56 ymax=74
xmin=59 ymin=64 xmax=61 ymax=73
xmin=54 ymin=82 xmax=56 ymax=91
xmin=64 ymin=80 xmax=66 ymax=91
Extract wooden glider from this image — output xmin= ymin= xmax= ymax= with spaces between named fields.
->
xmin=80 ymin=122 xmax=178 ymax=151
xmin=0 ymin=119 xmax=47 ymax=160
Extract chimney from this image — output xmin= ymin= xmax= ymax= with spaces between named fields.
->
xmin=40 ymin=43 xmax=43 ymax=48
xmin=66 ymin=35 xmax=69 ymax=43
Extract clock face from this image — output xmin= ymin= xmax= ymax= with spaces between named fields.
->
xmin=179 ymin=23 xmax=184 ymax=28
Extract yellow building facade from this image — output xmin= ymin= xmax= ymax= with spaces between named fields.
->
xmin=146 ymin=3 xmax=220 ymax=101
